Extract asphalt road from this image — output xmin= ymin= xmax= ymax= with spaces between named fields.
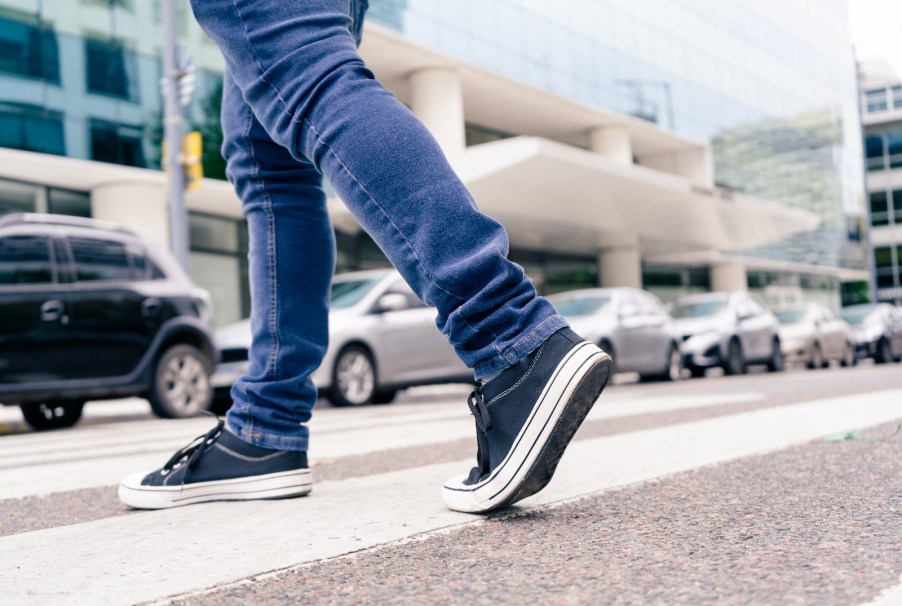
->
xmin=1 ymin=362 xmax=901 ymax=605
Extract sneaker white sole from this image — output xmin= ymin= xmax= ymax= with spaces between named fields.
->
xmin=118 ymin=469 xmax=313 ymax=510
xmin=442 ymin=341 xmax=612 ymax=514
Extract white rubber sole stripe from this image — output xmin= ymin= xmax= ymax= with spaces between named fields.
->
xmin=442 ymin=341 xmax=611 ymax=513
xmin=118 ymin=468 xmax=313 ymax=509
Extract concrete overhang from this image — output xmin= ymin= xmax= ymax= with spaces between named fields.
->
xmin=433 ymin=136 xmax=820 ymax=254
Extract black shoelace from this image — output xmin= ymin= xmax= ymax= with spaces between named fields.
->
xmin=162 ymin=417 xmax=225 ymax=474
xmin=466 ymin=385 xmax=493 ymax=481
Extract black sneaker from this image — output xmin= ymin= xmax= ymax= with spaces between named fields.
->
xmin=443 ymin=328 xmax=612 ymax=513
xmin=118 ymin=418 xmax=312 ymax=509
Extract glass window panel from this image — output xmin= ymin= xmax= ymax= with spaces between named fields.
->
xmin=874 ymin=247 xmax=893 ymax=269
xmin=89 ymin=119 xmax=146 ymax=167
xmin=866 ymin=89 xmax=887 ymax=113
xmin=893 ymin=85 xmax=902 ymax=109
xmin=48 ymin=189 xmax=91 ymax=217
xmin=0 ymin=178 xmax=39 ymax=216
xmin=0 ymin=103 xmax=65 ymax=155
xmin=0 ymin=16 xmax=60 ymax=82
xmin=189 ymin=213 xmax=239 ymax=253
xmin=887 ymin=131 xmax=902 ymax=169
xmin=189 ymin=252 xmax=242 ymax=327
xmin=0 ymin=235 xmax=53 ymax=284
xmin=85 ymin=38 xmax=136 ymax=99
xmin=69 ymin=236 xmax=132 ymax=281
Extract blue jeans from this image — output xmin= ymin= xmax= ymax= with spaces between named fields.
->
xmin=191 ymin=0 xmax=567 ymax=451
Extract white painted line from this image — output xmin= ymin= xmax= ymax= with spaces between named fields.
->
xmin=1 ymin=389 xmax=899 ymax=606
xmin=0 ymin=390 xmax=762 ymax=499
xmin=861 ymin=577 xmax=902 ymax=606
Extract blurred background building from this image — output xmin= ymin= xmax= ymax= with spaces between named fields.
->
xmin=859 ymin=59 xmax=902 ymax=305
xmin=0 ymin=0 xmax=870 ymax=326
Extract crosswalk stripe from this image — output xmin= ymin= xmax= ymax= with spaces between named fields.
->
xmin=0 ymin=391 xmax=763 ymax=500
xmin=0 ymin=389 xmax=898 ymax=606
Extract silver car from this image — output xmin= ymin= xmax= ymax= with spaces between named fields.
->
xmin=547 ymin=288 xmax=682 ymax=381
xmin=841 ymin=303 xmax=902 ymax=364
xmin=671 ymin=291 xmax=783 ymax=377
xmin=212 ymin=269 xmax=470 ymax=408
xmin=775 ymin=303 xmax=855 ymax=369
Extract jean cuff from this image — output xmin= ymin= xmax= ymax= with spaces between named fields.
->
xmin=472 ymin=314 xmax=570 ymax=380
xmin=225 ymin=416 xmax=309 ymax=452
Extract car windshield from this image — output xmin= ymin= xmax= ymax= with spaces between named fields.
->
xmin=551 ymin=295 xmax=612 ymax=317
xmin=841 ymin=305 xmax=877 ymax=326
xmin=775 ymin=309 xmax=807 ymax=324
xmin=669 ymin=299 xmax=729 ymax=319
xmin=330 ymin=278 xmax=382 ymax=309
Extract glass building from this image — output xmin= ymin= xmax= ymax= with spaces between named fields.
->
xmin=0 ymin=0 xmax=868 ymax=320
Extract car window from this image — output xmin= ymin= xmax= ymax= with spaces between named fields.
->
xmin=775 ymin=309 xmax=806 ymax=324
xmin=385 ymin=280 xmax=426 ymax=309
xmin=0 ymin=234 xmax=54 ymax=285
xmin=744 ymin=297 xmax=766 ymax=317
xmin=330 ymin=277 xmax=382 ymax=309
xmin=69 ymin=237 xmax=132 ymax=282
xmin=636 ymin=292 xmax=662 ymax=316
xmin=670 ymin=299 xmax=728 ymax=319
xmin=551 ymin=294 xmax=612 ymax=317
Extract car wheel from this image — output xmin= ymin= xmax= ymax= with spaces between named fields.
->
xmin=689 ymin=366 xmax=706 ymax=378
xmin=148 ymin=344 xmax=213 ymax=419
xmin=372 ymin=388 xmax=398 ymax=405
xmin=662 ymin=343 xmax=682 ymax=381
xmin=330 ymin=345 xmax=377 ymax=407
xmin=807 ymin=343 xmax=823 ymax=370
xmin=19 ymin=401 xmax=85 ymax=431
xmin=840 ymin=342 xmax=855 ymax=367
xmin=724 ymin=339 xmax=746 ymax=376
xmin=766 ymin=338 xmax=784 ymax=373
xmin=875 ymin=338 xmax=893 ymax=365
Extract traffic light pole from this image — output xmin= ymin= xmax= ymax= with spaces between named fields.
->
xmin=162 ymin=0 xmax=190 ymax=270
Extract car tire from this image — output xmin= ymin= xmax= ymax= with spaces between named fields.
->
xmin=148 ymin=344 xmax=214 ymax=419
xmin=807 ymin=343 xmax=823 ymax=370
xmin=643 ymin=343 xmax=682 ymax=382
xmin=724 ymin=339 xmax=746 ymax=376
xmin=766 ymin=338 xmax=784 ymax=373
xmin=840 ymin=342 xmax=856 ymax=367
xmin=330 ymin=345 xmax=377 ymax=407
xmin=20 ymin=400 xmax=85 ymax=431
xmin=875 ymin=338 xmax=893 ymax=364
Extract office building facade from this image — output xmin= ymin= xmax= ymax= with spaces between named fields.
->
xmin=0 ymin=0 xmax=866 ymax=326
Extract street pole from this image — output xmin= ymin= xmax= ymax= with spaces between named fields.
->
xmin=162 ymin=0 xmax=189 ymax=270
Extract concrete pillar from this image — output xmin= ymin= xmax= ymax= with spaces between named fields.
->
xmin=711 ymin=262 xmax=748 ymax=292
xmin=91 ymin=181 xmax=169 ymax=248
xmin=599 ymin=246 xmax=642 ymax=288
xmin=589 ymin=126 xmax=632 ymax=167
xmin=409 ymin=67 xmax=466 ymax=154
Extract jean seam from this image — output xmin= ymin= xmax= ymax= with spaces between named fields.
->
xmin=302 ymin=117 xmax=503 ymax=360
xmin=239 ymin=102 xmax=281 ymax=380
xmin=503 ymin=315 xmax=567 ymax=364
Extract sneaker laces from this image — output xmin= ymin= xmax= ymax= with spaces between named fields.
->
xmin=466 ymin=385 xmax=492 ymax=480
xmin=162 ymin=416 xmax=224 ymax=473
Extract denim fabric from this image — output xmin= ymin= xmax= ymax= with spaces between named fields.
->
xmin=192 ymin=0 xmax=567 ymax=450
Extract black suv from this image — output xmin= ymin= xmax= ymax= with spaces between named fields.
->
xmin=0 ymin=213 xmax=216 ymax=431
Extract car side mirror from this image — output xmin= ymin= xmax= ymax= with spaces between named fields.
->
xmin=374 ymin=293 xmax=409 ymax=314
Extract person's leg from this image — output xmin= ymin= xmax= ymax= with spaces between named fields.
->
xmin=220 ymin=72 xmax=334 ymax=453
xmin=188 ymin=0 xmax=567 ymax=378
xmin=117 ymin=71 xmax=328 ymax=509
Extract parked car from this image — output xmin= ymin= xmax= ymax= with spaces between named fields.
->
xmin=774 ymin=303 xmax=855 ymax=369
xmin=841 ymin=303 xmax=902 ymax=364
xmin=212 ymin=269 xmax=471 ymax=408
xmin=546 ymin=288 xmax=682 ymax=381
xmin=0 ymin=213 xmax=216 ymax=431
xmin=670 ymin=291 xmax=783 ymax=377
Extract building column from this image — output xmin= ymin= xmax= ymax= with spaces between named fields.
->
xmin=589 ymin=126 xmax=632 ymax=166
xmin=408 ymin=67 xmax=466 ymax=155
xmin=91 ymin=181 xmax=170 ymax=248
xmin=711 ymin=262 xmax=748 ymax=292
xmin=599 ymin=245 xmax=642 ymax=288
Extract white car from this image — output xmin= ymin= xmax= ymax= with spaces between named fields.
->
xmin=212 ymin=269 xmax=471 ymax=408
xmin=547 ymin=288 xmax=683 ymax=381
xmin=775 ymin=303 xmax=855 ymax=368
xmin=671 ymin=291 xmax=783 ymax=377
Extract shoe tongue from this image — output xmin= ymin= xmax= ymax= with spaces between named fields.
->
xmin=478 ymin=347 xmax=541 ymax=402
xmin=217 ymin=428 xmax=282 ymax=456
